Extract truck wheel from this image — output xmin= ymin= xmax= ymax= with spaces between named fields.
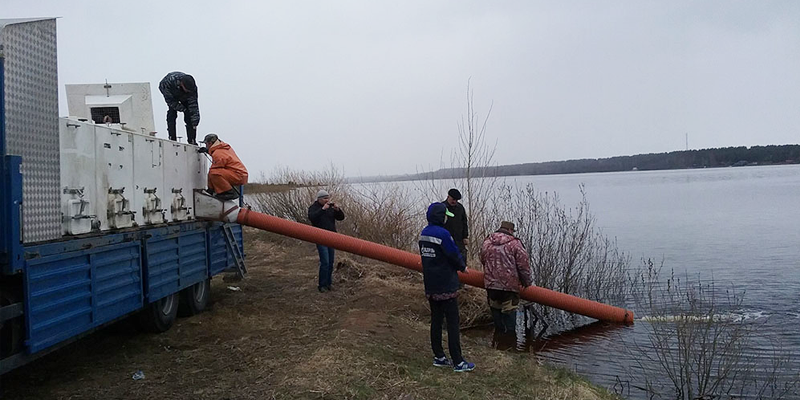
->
xmin=138 ymin=293 xmax=179 ymax=333
xmin=178 ymin=279 xmax=210 ymax=317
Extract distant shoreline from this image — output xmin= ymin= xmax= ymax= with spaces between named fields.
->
xmin=348 ymin=144 xmax=800 ymax=184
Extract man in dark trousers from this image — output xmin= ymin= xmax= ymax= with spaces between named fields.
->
xmin=442 ymin=188 xmax=469 ymax=259
xmin=308 ymin=190 xmax=345 ymax=292
xmin=419 ymin=202 xmax=475 ymax=373
xmin=159 ymin=71 xmax=200 ymax=144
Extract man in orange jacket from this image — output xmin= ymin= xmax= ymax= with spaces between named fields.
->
xmin=198 ymin=133 xmax=248 ymax=201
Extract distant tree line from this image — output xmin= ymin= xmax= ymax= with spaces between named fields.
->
xmin=354 ymin=145 xmax=800 ymax=183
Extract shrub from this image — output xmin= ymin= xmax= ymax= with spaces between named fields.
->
xmin=487 ymin=183 xmax=631 ymax=331
xmin=249 ymin=166 xmax=423 ymax=250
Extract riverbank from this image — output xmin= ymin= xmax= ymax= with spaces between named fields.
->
xmin=0 ymin=227 xmax=616 ymax=399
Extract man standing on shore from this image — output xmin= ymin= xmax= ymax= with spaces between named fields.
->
xmin=419 ymin=202 xmax=475 ymax=372
xmin=308 ymin=190 xmax=345 ymax=293
xmin=442 ymin=189 xmax=469 ymax=259
xmin=479 ymin=221 xmax=533 ymax=334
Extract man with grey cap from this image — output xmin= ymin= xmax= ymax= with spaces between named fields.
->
xmin=479 ymin=221 xmax=533 ymax=333
xmin=308 ymin=190 xmax=345 ymax=292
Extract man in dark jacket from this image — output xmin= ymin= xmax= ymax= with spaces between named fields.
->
xmin=419 ymin=202 xmax=475 ymax=372
xmin=442 ymin=188 xmax=469 ymax=258
xmin=159 ymin=71 xmax=200 ymax=144
xmin=308 ymin=190 xmax=345 ymax=292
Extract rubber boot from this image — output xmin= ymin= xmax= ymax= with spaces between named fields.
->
xmin=501 ymin=310 xmax=517 ymax=334
xmin=491 ymin=308 xmax=507 ymax=333
xmin=214 ymin=189 xmax=238 ymax=201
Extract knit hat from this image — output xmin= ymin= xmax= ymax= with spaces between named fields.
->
xmin=200 ymin=133 xmax=218 ymax=144
xmin=181 ymin=74 xmax=197 ymax=93
xmin=499 ymin=221 xmax=515 ymax=231
xmin=447 ymin=188 xmax=462 ymax=201
xmin=316 ymin=189 xmax=330 ymax=199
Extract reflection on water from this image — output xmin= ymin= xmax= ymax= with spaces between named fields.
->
xmin=464 ymin=309 xmax=636 ymax=397
xmin=488 ymin=318 xmax=626 ymax=355
xmin=463 ymin=305 xmax=628 ymax=354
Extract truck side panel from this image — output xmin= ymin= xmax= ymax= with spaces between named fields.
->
xmin=19 ymin=222 xmax=243 ymax=357
xmin=24 ymin=241 xmax=142 ymax=353
xmin=145 ymin=228 xmax=208 ymax=302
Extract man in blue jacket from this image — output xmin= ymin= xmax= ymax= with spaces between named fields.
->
xmin=419 ymin=202 xmax=475 ymax=372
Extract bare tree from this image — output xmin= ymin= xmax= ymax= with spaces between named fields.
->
xmin=456 ymin=80 xmax=497 ymax=255
xmin=414 ymin=80 xmax=500 ymax=262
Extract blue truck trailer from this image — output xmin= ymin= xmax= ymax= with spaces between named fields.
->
xmin=0 ymin=18 xmax=245 ymax=374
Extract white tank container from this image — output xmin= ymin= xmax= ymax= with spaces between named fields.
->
xmin=163 ymin=141 xmax=206 ymax=222
xmin=95 ymin=124 xmax=136 ymax=230
xmin=59 ymin=118 xmax=98 ymax=235
xmin=131 ymin=135 xmax=166 ymax=225
xmin=58 ymin=117 xmax=207 ymax=236
xmin=59 ymin=80 xmax=207 ymax=236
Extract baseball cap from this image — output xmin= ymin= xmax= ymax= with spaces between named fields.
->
xmin=200 ymin=133 xmax=218 ymax=144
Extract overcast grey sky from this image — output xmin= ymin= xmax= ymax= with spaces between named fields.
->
xmin=5 ymin=1 xmax=799 ymax=177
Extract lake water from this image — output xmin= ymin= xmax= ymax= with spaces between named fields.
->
xmin=462 ymin=165 xmax=800 ymax=398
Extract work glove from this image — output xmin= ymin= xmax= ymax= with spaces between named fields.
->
xmin=197 ymin=147 xmax=208 ymax=154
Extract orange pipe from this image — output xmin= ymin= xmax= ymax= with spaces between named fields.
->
xmin=236 ymin=208 xmax=634 ymax=324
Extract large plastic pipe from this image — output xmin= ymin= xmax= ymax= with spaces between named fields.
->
xmin=234 ymin=208 xmax=634 ymax=324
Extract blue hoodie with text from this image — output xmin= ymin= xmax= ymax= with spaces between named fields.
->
xmin=419 ymin=203 xmax=466 ymax=296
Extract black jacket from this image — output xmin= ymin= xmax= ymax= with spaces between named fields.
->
xmin=308 ymin=202 xmax=345 ymax=232
xmin=441 ymin=200 xmax=469 ymax=243
xmin=419 ymin=203 xmax=466 ymax=296
xmin=159 ymin=71 xmax=200 ymax=126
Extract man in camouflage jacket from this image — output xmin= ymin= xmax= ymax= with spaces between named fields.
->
xmin=479 ymin=221 xmax=533 ymax=333
xmin=159 ymin=71 xmax=200 ymax=144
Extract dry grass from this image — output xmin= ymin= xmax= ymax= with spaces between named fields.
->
xmin=0 ymin=227 xmax=617 ymax=400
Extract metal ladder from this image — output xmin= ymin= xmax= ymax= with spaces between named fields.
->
xmin=222 ymin=223 xmax=247 ymax=278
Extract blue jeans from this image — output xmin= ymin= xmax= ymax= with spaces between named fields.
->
xmin=316 ymin=245 xmax=335 ymax=289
